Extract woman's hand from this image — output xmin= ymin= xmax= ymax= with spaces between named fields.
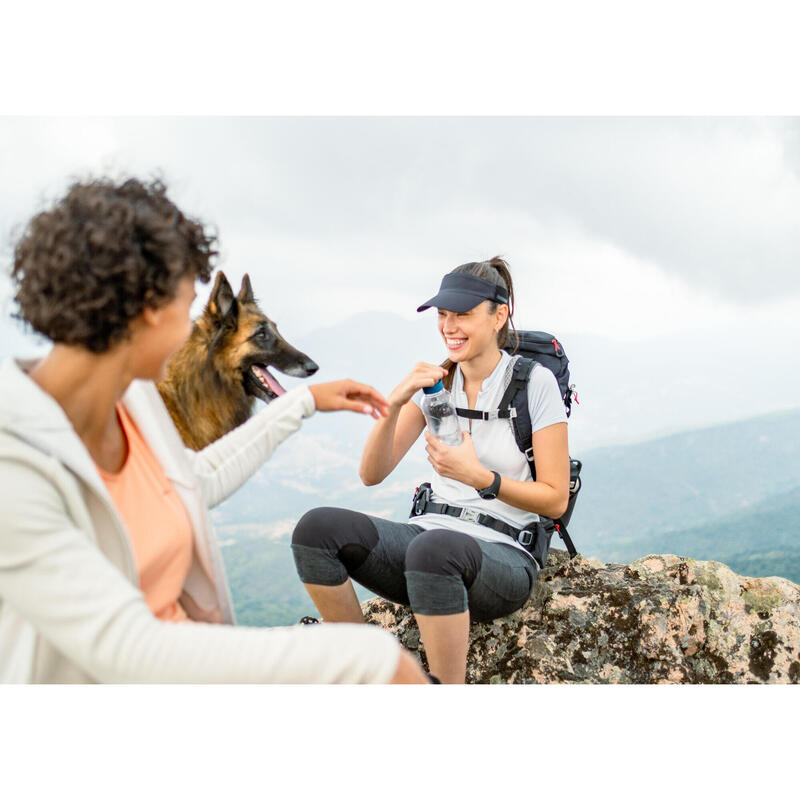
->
xmin=387 ymin=363 xmax=449 ymax=411
xmin=424 ymin=430 xmax=493 ymax=489
xmin=309 ymin=380 xmax=390 ymax=419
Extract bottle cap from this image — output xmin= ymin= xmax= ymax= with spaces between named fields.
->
xmin=423 ymin=379 xmax=444 ymax=395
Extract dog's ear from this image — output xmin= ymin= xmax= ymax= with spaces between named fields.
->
xmin=207 ymin=271 xmax=236 ymax=320
xmin=237 ymin=274 xmax=256 ymax=305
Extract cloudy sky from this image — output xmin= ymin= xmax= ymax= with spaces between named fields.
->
xmin=2 ymin=116 xmax=799 ymax=447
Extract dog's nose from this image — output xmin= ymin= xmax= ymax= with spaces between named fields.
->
xmin=304 ymin=359 xmax=319 ymax=376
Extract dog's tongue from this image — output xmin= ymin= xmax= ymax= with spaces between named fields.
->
xmin=252 ymin=365 xmax=286 ymax=397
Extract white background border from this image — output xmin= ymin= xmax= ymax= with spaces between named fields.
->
xmin=2 ymin=1 xmax=798 ymax=795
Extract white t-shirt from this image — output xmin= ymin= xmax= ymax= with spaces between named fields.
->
xmin=410 ymin=350 xmax=567 ymax=559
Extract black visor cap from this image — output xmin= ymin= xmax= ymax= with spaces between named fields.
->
xmin=417 ymin=272 xmax=509 ymax=313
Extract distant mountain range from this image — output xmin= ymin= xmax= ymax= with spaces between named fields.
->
xmin=570 ymin=407 xmax=800 ymax=549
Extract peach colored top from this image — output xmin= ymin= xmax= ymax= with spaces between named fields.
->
xmin=96 ymin=404 xmax=193 ymax=622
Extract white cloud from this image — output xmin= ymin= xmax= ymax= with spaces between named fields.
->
xmin=4 ymin=117 xmax=798 ymax=312
xmin=3 ymin=116 xmax=800 ymax=444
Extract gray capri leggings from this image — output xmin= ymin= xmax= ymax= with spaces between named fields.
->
xmin=291 ymin=507 xmax=538 ymax=622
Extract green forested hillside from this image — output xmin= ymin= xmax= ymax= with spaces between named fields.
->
xmin=220 ymin=535 xmax=375 ymax=627
xmin=221 ymin=537 xmax=314 ymax=626
xmin=571 ymin=408 xmax=800 ymax=552
xmin=596 ymin=486 xmax=800 ymax=583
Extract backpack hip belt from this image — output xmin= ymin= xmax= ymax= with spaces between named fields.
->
xmin=410 ymin=482 xmax=542 ymax=550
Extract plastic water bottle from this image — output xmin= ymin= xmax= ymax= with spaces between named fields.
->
xmin=422 ymin=380 xmax=462 ymax=446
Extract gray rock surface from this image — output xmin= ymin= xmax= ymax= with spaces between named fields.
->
xmin=362 ymin=549 xmax=800 ymax=683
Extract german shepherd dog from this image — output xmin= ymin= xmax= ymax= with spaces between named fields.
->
xmin=158 ymin=271 xmax=318 ymax=450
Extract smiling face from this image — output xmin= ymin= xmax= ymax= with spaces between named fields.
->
xmin=437 ymin=300 xmax=509 ymax=363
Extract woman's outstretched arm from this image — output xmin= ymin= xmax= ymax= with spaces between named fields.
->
xmin=186 ymin=380 xmax=389 ymax=507
xmin=0 ymin=459 xmax=414 ymax=684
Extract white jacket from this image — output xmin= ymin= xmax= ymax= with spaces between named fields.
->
xmin=0 ymin=357 xmax=399 ymax=684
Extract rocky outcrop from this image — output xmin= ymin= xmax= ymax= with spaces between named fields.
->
xmin=362 ymin=550 xmax=800 ymax=683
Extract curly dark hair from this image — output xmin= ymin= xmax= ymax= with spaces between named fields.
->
xmin=10 ymin=177 xmax=218 ymax=353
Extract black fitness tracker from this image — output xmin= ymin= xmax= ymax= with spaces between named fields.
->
xmin=477 ymin=471 xmax=501 ymax=500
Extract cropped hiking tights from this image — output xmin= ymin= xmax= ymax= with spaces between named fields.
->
xmin=291 ymin=508 xmax=538 ymax=622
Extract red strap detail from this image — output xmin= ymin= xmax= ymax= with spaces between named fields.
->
xmin=552 ymin=338 xmax=561 ymax=354
xmin=555 ymin=523 xmax=560 ymax=532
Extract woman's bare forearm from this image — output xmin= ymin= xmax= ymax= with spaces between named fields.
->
xmin=455 ymin=459 xmax=567 ymax=518
xmin=495 ymin=475 xmax=569 ymax=520
xmin=359 ymin=406 xmax=403 ymax=485
xmin=360 ymin=363 xmax=445 ymax=486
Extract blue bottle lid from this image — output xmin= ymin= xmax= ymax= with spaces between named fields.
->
xmin=423 ymin=379 xmax=444 ymax=395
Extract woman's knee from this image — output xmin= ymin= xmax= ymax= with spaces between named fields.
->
xmin=404 ymin=530 xmax=482 ymax=586
xmin=292 ymin=507 xmax=338 ymax=549
xmin=292 ymin=507 xmax=369 ymax=586
xmin=466 ymin=545 xmax=538 ymax=623
xmin=291 ymin=507 xmax=379 ymax=569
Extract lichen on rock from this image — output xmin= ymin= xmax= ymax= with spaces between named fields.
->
xmin=361 ymin=549 xmax=800 ymax=684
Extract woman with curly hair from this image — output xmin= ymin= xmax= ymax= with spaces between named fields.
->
xmin=0 ymin=176 xmax=426 ymax=684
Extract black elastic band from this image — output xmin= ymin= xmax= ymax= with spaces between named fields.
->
xmin=454 ymin=407 xmax=513 ymax=420
xmin=456 ymin=408 xmax=489 ymax=419
xmin=455 ymin=408 xmax=486 ymax=420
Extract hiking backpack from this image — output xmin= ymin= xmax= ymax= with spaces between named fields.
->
xmin=453 ymin=330 xmax=582 ymax=559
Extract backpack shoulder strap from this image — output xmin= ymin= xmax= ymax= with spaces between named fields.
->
xmin=501 ymin=353 xmax=581 ymax=560
xmin=498 ymin=355 xmax=537 ymax=481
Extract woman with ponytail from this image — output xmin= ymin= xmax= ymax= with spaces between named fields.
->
xmin=291 ymin=257 xmax=570 ymax=683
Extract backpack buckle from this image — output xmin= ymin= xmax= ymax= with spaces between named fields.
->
xmin=517 ymin=529 xmax=534 ymax=546
xmin=412 ymin=483 xmax=432 ymax=517
xmin=524 ymin=446 xmax=534 ymax=462
xmin=459 ymin=507 xmax=480 ymax=523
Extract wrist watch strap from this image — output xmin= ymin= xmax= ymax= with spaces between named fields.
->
xmin=477 ymin=470 xmax=502 ymax=500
